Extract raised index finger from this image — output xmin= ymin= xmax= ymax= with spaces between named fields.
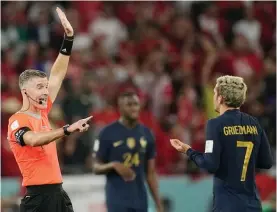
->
xmin=56 ymin=7 xmax=65 ymax=19
xmin=84 ymin=116 xmax=93 ymax=123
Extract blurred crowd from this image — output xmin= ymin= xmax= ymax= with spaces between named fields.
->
xmin=1 ymin=0 xmax=276 ymax=207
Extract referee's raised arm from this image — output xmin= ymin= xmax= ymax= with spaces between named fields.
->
xmin=48 ymin=7 xmax=74 ymax=103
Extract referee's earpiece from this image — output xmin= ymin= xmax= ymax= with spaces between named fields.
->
xmin=24 ymin=91 xmax=43 ymax=105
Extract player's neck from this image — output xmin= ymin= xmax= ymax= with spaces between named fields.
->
xmin=220 ymin=105 xmax=239 ymax=115
xmin=119 ymin=117 xmax=138 ymax=129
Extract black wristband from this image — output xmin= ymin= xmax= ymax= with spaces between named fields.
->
xmin=59 ymin=34 xmax=74 ymax=56
xmin=63 ymin=124 xmax=71 ymax=136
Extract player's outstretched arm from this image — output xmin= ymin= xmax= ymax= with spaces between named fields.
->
xmin=18 ymin=116 xmax=92 ymax=147
xmin=170 ymin=119 xmax=221 ymax=173
xmin=48 ymin=7 xmax=74 ymax=102
xmin=256 ymin=130 xmax=273 ymax=169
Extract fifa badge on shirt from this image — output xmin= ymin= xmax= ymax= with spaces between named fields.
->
xmin=205 ymin=140 xmax=214 ymax=153
xmin=11 ymin=120 xmax=19 ymax=131
xmin=140 ymin=137 xmax=147 ymax=148
xmin=93 ymin=139 xmax=100 ymax=152
xmin=127 ymin=137 xmax=136 ymax=149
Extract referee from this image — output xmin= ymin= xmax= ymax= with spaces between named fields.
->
xmin=7 ymin=7 xmax=92 ymax=212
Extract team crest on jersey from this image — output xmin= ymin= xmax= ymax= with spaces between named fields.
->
xmin=127 ymin=137 xmax=136 ymax=149
xmin=140 ymin=137 xmax=147 ymax=148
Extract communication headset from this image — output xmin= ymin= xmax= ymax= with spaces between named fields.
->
xmin=19 ymin=91 xmax=43 ymax=112
xmin=25 ymin=92 xmax=43 ymax=105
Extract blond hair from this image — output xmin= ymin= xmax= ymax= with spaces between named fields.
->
xmin=216 ymin=75 xmax=247 ymax=108
xmin=19 ymin=69 xmax=47 ymax=89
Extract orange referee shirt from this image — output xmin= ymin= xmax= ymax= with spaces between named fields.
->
xmin=7 ymin=97 xmax=62 ymax=186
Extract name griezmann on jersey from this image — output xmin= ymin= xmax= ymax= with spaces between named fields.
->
xmin=223 ymin=125 xmax=258 ymax=136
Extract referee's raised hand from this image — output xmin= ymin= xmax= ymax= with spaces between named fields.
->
xmin=67 ymin=116 xmax=93 ymax=133
xmin=56 ymin=7 xmax=74 ymax=37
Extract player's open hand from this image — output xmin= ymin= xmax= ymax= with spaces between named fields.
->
xmin=56 ymin=7 xmax=74 ymax=37
xmin=68 ymin=116 xmax=92 ymax=133
xmin=170 ymin=139 xmax=191 ymax=154
xmin=113 ymin=162 xmax=136 ymax=182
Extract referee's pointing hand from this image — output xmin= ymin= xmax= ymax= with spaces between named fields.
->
xmin=67 ymin=116 xmax=93 ymax=133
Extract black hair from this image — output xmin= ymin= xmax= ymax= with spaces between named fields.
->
xmin=118 ymin=91 xmax=138 ymax=99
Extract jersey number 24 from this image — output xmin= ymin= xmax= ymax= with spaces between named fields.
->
xmin=123 ymin=153 xmax=140 ymax=167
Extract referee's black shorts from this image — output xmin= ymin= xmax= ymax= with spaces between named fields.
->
xmin=20 ymin=183 xmax=74 ymax=212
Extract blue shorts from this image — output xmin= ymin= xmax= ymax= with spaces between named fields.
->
xmin=106 ymin=204 xmax=147 ymax=212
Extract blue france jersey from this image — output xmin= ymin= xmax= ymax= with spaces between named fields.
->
xmin=95 ymin=121 xmax=156 ymax=209
xmin=187 ymin=109 xmax=273 ymax=212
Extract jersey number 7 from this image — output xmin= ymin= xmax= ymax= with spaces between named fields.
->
xmin=237 ymin=141 xmax=254 ymax=181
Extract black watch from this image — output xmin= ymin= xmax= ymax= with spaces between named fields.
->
xmin=63 ymin=124 xmax=71 ymax=136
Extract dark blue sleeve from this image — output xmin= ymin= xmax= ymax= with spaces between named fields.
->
xmin=94 ymin=128 xmax=110 ymax=163
xmin=146 ymin=128 xmax=156 ymax=160
xmin=186 ymin=119 xmax=221 ymax=173
xmin=256 ymin=130 xmax=273 ymax=169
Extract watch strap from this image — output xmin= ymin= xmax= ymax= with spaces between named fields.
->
xmin=63 ymin=124 xmax=71 ymax=136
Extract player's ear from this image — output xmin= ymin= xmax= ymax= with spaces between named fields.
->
xmin=219 ymin=95 xmax=224 ymax=104
xmin=21 ymin=89 xmax=27 ymax=95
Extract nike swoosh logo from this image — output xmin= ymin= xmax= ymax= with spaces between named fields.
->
xmin=113 ymin=141 xmax=123 ymax=147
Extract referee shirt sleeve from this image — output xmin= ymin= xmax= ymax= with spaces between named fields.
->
xmin=186 ymin=119 xmax=222 ymax=173
xmin=8 ymin=114 xmax=32 ymax=146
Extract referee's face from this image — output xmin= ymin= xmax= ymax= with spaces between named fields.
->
xmin=24 ymin=77 xmax=49 ymax=109
xmin=121 ymin=95 xmax=141 ymax=121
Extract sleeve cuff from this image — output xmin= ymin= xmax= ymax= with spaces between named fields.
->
xmin=186 ymin=148 xmax=194 ymax=157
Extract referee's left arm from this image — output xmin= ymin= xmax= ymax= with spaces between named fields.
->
xmin=186 ymin=119 xmax=222 ymax=173
xmin=48 ymin=7 xmax=74 ymax=103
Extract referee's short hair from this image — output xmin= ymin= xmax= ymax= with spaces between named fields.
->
xmin=19 ymin=69 xmax=47 ymax=89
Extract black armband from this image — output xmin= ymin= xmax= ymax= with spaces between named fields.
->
xmin=15 ymin=127 xmax=31 ymax=146
xmin=59 ymin=34 xmax=74 ymax=56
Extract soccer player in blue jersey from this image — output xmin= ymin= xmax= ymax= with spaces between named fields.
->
xmin=170 ymin=75 xmax=273 ymax=212
xmin=93 ymin=91 xmax=163 ymax=212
